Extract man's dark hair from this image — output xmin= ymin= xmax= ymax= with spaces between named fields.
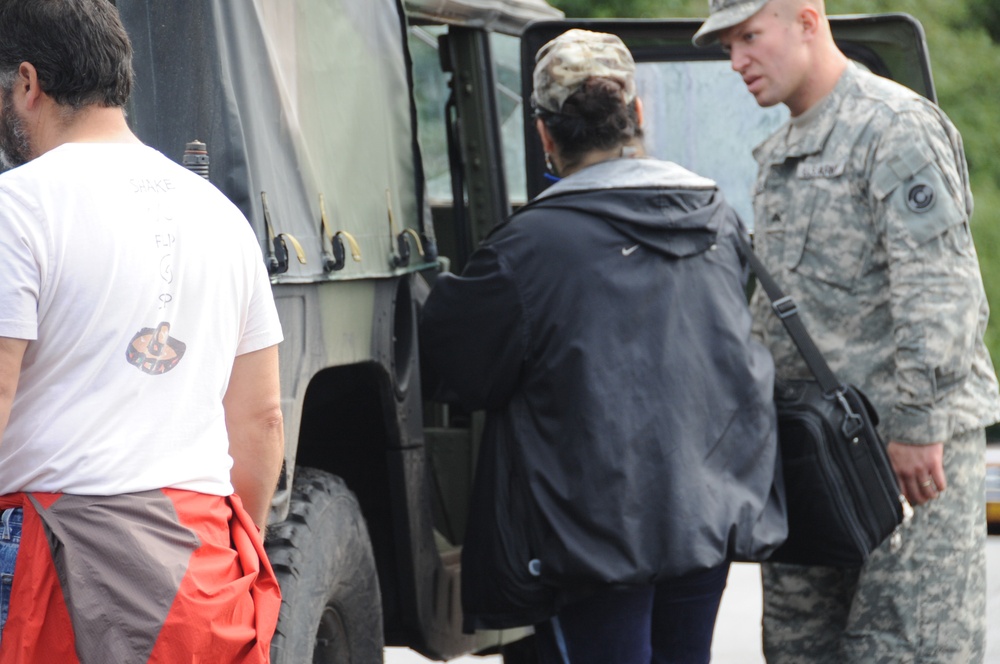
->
xmin=536 ymin=77 xmax=642 ymax=169
xmin=0 ymin=0 xmax=133 ymax=108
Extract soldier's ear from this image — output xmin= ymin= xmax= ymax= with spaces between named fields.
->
xmin=798 ymin=4 xmax=821 ymax=41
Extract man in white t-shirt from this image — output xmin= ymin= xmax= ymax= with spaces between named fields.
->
xmin=0 ymin=0 xmax=284 ymax=661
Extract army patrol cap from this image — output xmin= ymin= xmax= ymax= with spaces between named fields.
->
xmin=693 ymin=0 xmax=771 ymax=47
xmin=532 ymin=29 xmax=637 ymax=114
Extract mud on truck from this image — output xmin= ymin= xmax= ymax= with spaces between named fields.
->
xmin=115 ymin=0 xmax=938 ymax=660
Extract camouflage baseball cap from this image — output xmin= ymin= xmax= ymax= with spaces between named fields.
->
xmin=692 ymin=0 xmax=771 ymax=47
xmin=531 ymin=29 xmax=636 ymax=114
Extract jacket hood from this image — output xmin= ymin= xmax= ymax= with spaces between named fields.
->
xmin=525 ymin=158 xmax=727 ymax=258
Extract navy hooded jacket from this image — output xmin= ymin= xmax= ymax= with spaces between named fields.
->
xmin=420 ymin=158 xmax=786 ymax=630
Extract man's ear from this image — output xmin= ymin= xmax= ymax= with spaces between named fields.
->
xmin=15 ymin=62 xmax=43 ymax=111
xmin=634 ymin=96 xmax=644 ymax=129
xmin=798 ymin=4 xmax=822 ymax=41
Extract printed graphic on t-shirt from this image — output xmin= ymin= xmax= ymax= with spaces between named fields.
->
xmin=126 ymin=322 xmax=187 ymax=375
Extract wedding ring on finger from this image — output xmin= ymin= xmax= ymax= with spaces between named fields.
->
xmin=920 ymin=478 xmax=935 ymax=488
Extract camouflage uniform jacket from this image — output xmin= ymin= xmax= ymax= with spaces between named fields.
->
xmin=750 ymin=64 xmax=1000 ymax=444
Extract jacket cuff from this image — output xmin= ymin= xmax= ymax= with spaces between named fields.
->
xmin=888 ymin=407 xmax=950 ymax=444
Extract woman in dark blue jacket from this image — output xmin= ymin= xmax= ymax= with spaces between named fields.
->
xmin=419 ymin=28 xmax=785 ymax=664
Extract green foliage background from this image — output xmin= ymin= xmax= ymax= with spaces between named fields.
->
xmin=549 ymin=0 xmax=1000 ymax=365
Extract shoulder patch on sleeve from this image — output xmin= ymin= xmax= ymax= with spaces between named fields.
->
xmin=905 ymin=182 xmax=935 ymax=213
xmin=871 ymin=141 xmax=934 ymax=200
xmin=891 ymin=163 xmax=964 ymax=245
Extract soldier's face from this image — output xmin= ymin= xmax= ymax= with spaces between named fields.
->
xmin=0 ymin=84 xmax=31 ymax=170
xmin=719 ymin=4 xmax=811 ymax=114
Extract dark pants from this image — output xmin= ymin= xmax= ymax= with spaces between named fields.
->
xmin=534 ymin=563 xmax=730 ymax=664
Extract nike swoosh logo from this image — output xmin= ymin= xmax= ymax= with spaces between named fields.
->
xmin=621 ymin=244 xmax=640 ymax=256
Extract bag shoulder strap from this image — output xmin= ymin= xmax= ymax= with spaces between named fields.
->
xmin=737 ymin=233 xmax=843 ymax=394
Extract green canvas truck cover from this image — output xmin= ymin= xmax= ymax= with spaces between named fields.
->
xmin=120 ymin=0 xmax=428 ymax=283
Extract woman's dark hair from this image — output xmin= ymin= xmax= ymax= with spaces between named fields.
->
xmin=0 ymin=0 xmax=133 ymax=109
xmin=536 ymin=76 xmax=642 ymax=169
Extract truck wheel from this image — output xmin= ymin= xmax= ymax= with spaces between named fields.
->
xmin=265 ymin=467 xmax=384 ymax=663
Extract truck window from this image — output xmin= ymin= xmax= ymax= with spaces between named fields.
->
xmin=410 ymin=26 xmax=530 ymax=208
xmin=635 ymin=59 xmax=788 ymax=227
xmin=410 ymin=25 xmax=452 ymax=205
xmin=492 ymin=32 xmax=528 ymax=206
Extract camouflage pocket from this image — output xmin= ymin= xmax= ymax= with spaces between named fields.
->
xmin=790 ymin=188 xmax=870 ymax=291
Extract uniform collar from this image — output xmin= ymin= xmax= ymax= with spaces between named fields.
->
xmin=753 ymin=63 xmax=860 ymax=163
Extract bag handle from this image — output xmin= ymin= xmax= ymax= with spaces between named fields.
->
xmin=737 ymin=233 xmax=843 ymax=395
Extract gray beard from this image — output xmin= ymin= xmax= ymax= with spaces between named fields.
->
xmin=0 ymin=87 xmax=31 ymax=170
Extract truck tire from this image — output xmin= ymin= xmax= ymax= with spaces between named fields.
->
xmin=265 ymin=467 xmax=384 ymax=663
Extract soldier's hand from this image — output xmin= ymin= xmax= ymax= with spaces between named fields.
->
xmin=887 ymin=441 xmax=946 ymax=506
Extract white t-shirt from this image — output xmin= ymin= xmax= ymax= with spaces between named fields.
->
xmin=0 ymin=143 xmax=283 ymax=496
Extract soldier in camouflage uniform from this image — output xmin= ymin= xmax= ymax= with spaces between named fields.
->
xmin=695 ymin=1 xmax=1000 ymax=662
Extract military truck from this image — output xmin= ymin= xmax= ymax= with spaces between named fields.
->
xmin=114 ymin=1 xmax=938 ymax=661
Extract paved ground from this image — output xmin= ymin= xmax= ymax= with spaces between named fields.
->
xmin=387 ymin=538 xmax=1000 ymax=663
